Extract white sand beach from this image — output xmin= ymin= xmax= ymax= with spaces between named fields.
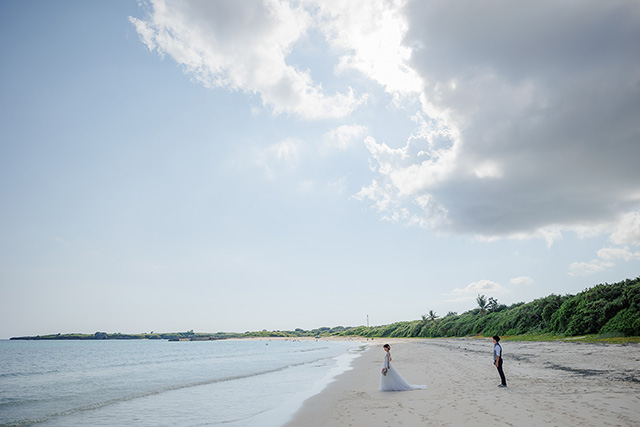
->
xmin=287 ymin=338 xmax=640 ymax=426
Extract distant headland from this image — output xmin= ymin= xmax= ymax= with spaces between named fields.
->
xmin=9 ymin=328 xmax=339 ymax=341
xmin=9 ymin=331 xmax=226 ymax=341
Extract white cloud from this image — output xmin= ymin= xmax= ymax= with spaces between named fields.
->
xmin=322 ymin=124 xmax=367 ymax=152
xmin=473 ymin=227 xmax=563 ymax=248
xmin=445 ymin=279 xmax=509 ymax=302
xmin=569 ymin=243 xmax=640 ymax=277
xmin=597 ymin=246 xmax=639 ymax=262
xmin=269 ymin=138 xmax=301 ymax=166
xmin=473 ymin=161 xmax=502 ymax=179
xmin=132 ymin=0 xmax=640 ymax=243
xmin=313 ymin=0 xmax=423 ymax=97
xmin=254 ymin=137 xmax=303 ymax=178
xmin=568 ymin=260 xmax=614 ymax=277
xmin=130 ymin=0 xmax=365 ymax=120
xmin=355 ymin=113 xmax=459 ymax=229
xmin=510 ymin=276 xmax=534 ymax=286
xmin=359 ymin=0 xmax=640 ymax=240
xmin=610 ymin=211 xmax=640 ymax=245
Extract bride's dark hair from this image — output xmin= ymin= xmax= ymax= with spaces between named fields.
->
xmin=383 ymin=344 xmax=390 ymax=349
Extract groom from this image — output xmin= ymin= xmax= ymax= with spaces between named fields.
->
xmin=493 ymin=335 xmax=507 ymax=388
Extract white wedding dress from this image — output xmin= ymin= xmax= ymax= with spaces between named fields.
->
xmin=379 ymin=351 xmax=427 ymax=391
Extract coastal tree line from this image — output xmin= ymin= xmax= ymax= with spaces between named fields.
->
xmin=11 ymin=277 xmax=639 ymax=340
xmin=340 ymin=276 xmax=640 ymax=338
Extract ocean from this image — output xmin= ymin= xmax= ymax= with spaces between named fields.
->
xmin=0 ymin=338 xmax=366 ymax=427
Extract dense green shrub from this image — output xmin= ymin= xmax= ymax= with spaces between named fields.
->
xmin=599 ymin=308 xmax=640 ymax=336
xmin=334 ymin=277 xmax=640 ymax=339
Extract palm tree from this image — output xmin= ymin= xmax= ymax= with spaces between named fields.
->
xmin=427 ymin=310 xmax=438 ymax=322
xmin=477 ymin=294 xmax=488 ymax=315
xmin=487 ymin=297 xmax=499 ymax=312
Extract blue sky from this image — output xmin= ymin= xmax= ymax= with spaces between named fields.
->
xmin=1 ymin=0 xmax=639 ymax=339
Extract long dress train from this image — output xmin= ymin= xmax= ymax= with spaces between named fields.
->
xmin=379 ymin=352 xmax=427 ymax=391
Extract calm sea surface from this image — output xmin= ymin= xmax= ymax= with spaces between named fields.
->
xmin=0 ymin=339 xmax=366 ymax=427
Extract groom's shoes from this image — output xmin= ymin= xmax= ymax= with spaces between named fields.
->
xmin=498 ymin=384 xmax=507 ymax=388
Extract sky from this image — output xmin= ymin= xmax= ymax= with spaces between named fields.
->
xmin=1 ymin=0 xmax=639 ymax=339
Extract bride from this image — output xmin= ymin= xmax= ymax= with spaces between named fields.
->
xmin=380 ymin=344 xmax=427 ymax=391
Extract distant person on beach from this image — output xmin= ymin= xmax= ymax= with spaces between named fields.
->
xmin=493 ymin=336 xmax=507 ymax=388
xmin=379 ymin=344 xmax=427 ymax=391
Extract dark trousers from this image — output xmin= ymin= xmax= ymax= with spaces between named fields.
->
xmin=496 ymin=358 xmax=507 ymax=386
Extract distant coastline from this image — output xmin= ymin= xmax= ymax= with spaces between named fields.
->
xmin=9 ymin=331 xmax=230 ymax=341
xmin=8 ymin=328 xmax=337 ymax=341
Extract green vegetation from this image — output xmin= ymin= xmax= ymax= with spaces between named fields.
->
xmin=10 ymin=277 xmax=639 ymax=342
xmin=334 ymin=277 xmax=640 ymax=339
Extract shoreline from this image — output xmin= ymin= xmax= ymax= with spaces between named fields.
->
xmin=287 ymin=338 xmax=640 ymax=426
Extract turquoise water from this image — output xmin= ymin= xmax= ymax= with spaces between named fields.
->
xmin=0 ymin=339 xmax=365 ymax=426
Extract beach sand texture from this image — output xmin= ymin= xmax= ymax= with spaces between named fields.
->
xmin=287 ymin=338 xmax=640 ymax=426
